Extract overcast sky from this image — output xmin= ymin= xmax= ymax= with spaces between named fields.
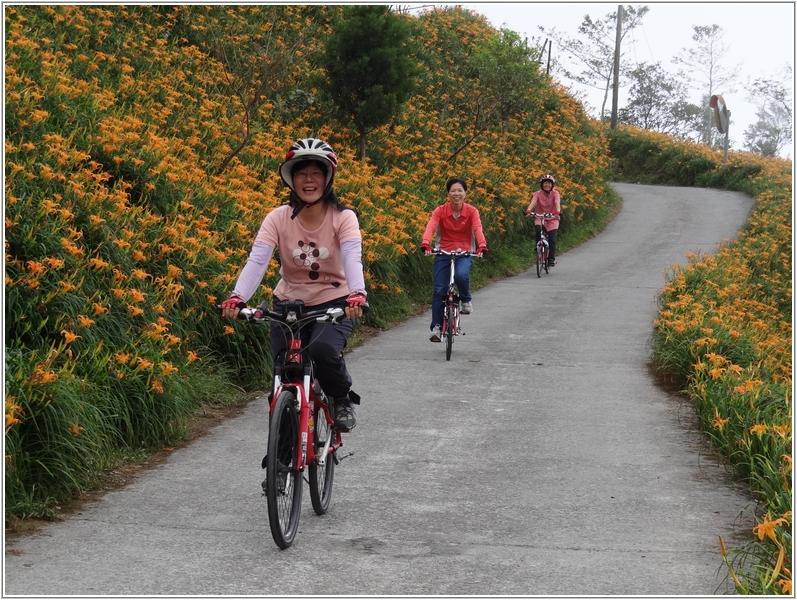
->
xmin=431 ymin=2 xmax=794 ymax=156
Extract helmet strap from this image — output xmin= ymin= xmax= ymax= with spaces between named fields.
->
xmin=288 ymin=185 xmax=333 ymax=220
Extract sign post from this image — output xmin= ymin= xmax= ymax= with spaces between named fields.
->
xmin=709 ymin=94 xmax=730 ymax=165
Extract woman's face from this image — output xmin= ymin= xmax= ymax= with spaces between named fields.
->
xmin=292 ymin=163 xmax=327 ymax=204
xmin=447 ymin=182 xmax=466 ymax=207
xmin=542 ymin=180 xmax=553 ymax=192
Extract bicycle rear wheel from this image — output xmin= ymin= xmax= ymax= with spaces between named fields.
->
xmin=308 ymin=400 xmax=335 ymax=515
xmin=445 ymin=304 xmax=454 ymax=360
xmin=266 ymin=390 xmax=303 ymax=549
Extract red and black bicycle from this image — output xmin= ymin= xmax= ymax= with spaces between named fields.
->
xmin=221 ymin=299 xmax=367 ymax=549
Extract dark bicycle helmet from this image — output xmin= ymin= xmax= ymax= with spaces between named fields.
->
xmin=279 ymin=138 xmax=338 ymax=192
xmin=539 ymin=174 xmax=555 ymax=188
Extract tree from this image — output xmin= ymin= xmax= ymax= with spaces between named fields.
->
xmin=672 ymin=24 xmax=740 ymax=147
xmin=319 ymin=6 xmax=420 ymax=159
xmin=173 ymin=6 xmax=325 ymax=175
xmin=468 ymin=28 xmax=542 ymax=154
xmin=539 ymin=5 xmax=649 ymax=120
xmin=618 ymin=61 xmax=703 ymax=140
xmin=743 ymin=65 xmax=793 ymax=157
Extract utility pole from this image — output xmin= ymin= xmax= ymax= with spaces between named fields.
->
xmin=610 ymin=5 xmax=622 ymax=128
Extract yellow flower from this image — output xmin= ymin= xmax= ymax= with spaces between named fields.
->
xmin=77 ymin=315 xmax=95 ymax=328
xmin=128 ymin=305 xmax=144 ymax=317
xmin=186 ymin=350 xmax=200 ymax=363
xmin=160 ymin=362 xmax=178 ymax=376
xmin=749 ymin=423 xmax=768 ymax=435
xmin=223 ymin=325 xmax=235 ymax=335
xmin=752 ymin=513 xmax=789 ymax=542
xmin=712 ymin=413 xmax=729 ymax=430
xmin=61 ymin=329 xmax=81 ymax=344
xmin=25 ymin=260 xmax=47 ymax=276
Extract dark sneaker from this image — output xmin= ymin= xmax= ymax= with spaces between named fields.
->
xmin=548 ymin=258 xmax=556 ymax=267
xmin=333 ymin=397 xmax=357 ymax=432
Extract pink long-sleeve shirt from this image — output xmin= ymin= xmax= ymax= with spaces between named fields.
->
xmin=422 ymin=202 xmax=487 ymax=252
xmin=530 ymin=189 xmax=561 ymax=230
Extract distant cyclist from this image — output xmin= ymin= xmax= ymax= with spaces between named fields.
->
xmin=421 ymin=177 xmax=488 ymax=343
xmin=525 ymin=174 xmax=561 ymax=267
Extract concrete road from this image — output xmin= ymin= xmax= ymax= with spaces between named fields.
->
xmin=5 ymin=183 xmax=757 ymax=596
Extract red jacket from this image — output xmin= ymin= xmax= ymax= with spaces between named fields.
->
xmin=422 ymin=202 xmax=488 ymax=252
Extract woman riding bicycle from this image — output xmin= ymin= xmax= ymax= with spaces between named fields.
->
xmin=220 ymin=138 xmax=367 ymax=432
xmin=525 ymin=174 xmax=561 ymax=267
xmin=420 ymin=177 xmax=488 ymax=343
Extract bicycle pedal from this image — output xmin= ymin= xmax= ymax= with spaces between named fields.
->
xmin=334 ymin=451 xmax=354 ymax=464
xmin=261 ymin=478 xmax=267 ymax=493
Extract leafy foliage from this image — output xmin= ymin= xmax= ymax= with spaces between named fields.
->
xmin=318 ymin=6 xmax=420 ymax=159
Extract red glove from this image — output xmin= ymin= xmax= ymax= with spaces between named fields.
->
xmin=346 ymin=292 xmax=367 ymax=308
xmin=221 ymin=295 xmax=246 ymax=311
xmin=420 ymin=243 xmax=431 ymax=253
xmin=477 ymin=246 xmax=488 ymax=257
xmin=524 ymin=209 xmax=531 ymax=216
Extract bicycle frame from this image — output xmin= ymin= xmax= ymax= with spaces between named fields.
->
xmin=530 ymin=212 xmax=555 ymax=277
xmin=432 ymin=249 xmax=476 ymax=360
xmin=228 ymin=301 xmax=344 ymax=473
xmin=442 ymin=257 xmax=461 ymax=338
xmin=267 ymin=304 xmax=343 ymax=473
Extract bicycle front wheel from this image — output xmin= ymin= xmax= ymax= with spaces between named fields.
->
xmin=542 ymin=243 xmax=549 ymax=274
xmin=266 ymin=390 xmax=303 ymax=549
xmin=308 ymin=400 xmax=335 ymax=515
xmin=536 ymin=244 xmax=542 ymax=278
xmin=445 ymin=304 xmax=454 ymax=360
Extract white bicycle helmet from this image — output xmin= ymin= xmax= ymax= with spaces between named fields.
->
xmin=279 ymin=138 xmax=338 ymax=191
xmin=539 ymin=174 xmax=555 ymax=188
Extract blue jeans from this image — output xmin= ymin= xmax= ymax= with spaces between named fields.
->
xmin=431 ymin=255 xmax=473 ymax=329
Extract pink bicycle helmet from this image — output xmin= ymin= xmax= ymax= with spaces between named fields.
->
xmin=279 ymin=138 xmax=338 ymax=191
xmin=539 ymin=174 xmax=555 ymax=188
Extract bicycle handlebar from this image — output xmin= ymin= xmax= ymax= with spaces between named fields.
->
xmin=217 ymin=300 xmax=369 ymax=326
xmin=528 ymin=212 xmax=557 ymax=218
xmin=431 ymin=248 xmax=481 ymax=258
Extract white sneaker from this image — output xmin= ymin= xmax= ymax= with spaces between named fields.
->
xmin=429 ymin=325 xmax=442 ymax=342
xmin=460 ymin=301 xmax=473 ymax=314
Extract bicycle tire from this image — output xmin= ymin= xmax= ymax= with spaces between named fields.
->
xmin=308 ymin=400 xmax=335 ymax=515
xmin=536 ymin=243 xmax=542 ymax=278
xmin=445 ymin=304 xmax=454 ymax=360
xmin=543 ymin=242 xmax=549 ymax=274
xmin=266 ymin=389 xmax=303 ymax=549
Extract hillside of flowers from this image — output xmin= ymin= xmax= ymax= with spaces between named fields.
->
xmin=5 ymin=5 xmax=792 ymax=593
xmin=5 ymin=5 xmax=611 ymax=519
xmin=608 ymin=126 xmax=792 ymax=595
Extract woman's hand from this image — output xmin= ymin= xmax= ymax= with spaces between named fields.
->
xmin=345 ymin=292 xmax=367 ymax=319
xmin=221 ymin=295 xmax=246 ymax=319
